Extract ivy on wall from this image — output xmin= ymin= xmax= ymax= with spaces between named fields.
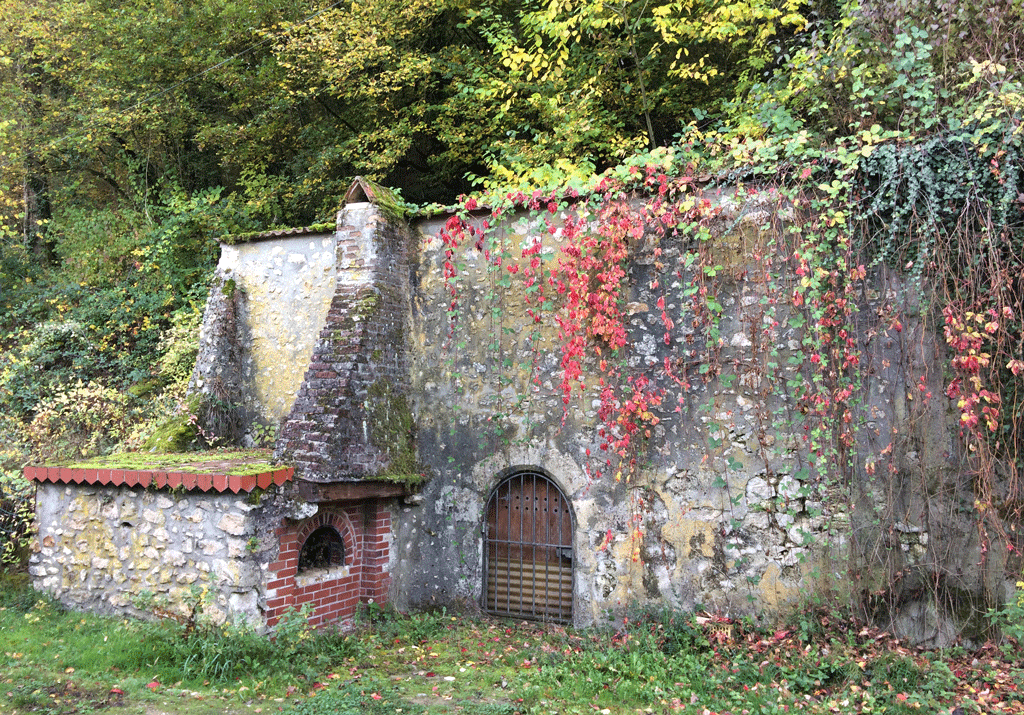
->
xmin=434 ymin=50 xmax=1024 ymax=630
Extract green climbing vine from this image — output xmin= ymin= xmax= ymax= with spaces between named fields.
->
xmin=428 ymin=14 xmax=1024 ymax=634
xmin=433 ymin=77 xmax=1022 ymax=634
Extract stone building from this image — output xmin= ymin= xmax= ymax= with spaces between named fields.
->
xmin=28 ymin=178 xmax=1020 ymax=644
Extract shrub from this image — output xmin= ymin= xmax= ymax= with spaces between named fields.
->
xmin=0 ymin=467 xmax=33 ymax=566
xmin=990 ymin=578 xmax=1024 ymax=643
xmin=139 ymin=391 xmax=246 ymax=453
xmin=0 ymin=320 xmax=110 ymax=418
xmin=357 ymin=603 xmax=453 ymax=644
xmin=158 ymin=304 xmax=202 ymax=387
xmin=48 ymin=205 xmax=145 ymax=286
xmin=25 ymin=381 xmax=132 ymax=461
xmin=0 ymin=416 xmax=34 ymax=566
xmin=131 ymin=586 xmax=355 ymax=683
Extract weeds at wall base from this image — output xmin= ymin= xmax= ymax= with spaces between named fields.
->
xmin=5 ymin=574 xmax=1022 ymax=714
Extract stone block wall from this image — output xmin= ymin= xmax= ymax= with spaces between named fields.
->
xmin=31 ymin=482 xmax=270 ymax=624
xmin=29 ymin=476 xmax=395 ymax=629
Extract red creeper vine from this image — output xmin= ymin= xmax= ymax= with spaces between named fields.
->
xmin=438 ymin=171 xmax=719 ymax=486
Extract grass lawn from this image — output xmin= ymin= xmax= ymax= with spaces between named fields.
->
xmin=2 ymin=571 xmax=1022 ymax=715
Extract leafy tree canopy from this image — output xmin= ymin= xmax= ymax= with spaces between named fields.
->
xmin=0 ymin=0 xmax=1020 ymax=441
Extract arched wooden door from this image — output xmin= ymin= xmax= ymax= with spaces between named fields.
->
xmin=483 ymin=470 xmax=573 ymax=622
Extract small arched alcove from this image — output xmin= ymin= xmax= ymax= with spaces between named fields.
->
xmin=298 ymin=525 xmax=346 ymax=573
xmin=482 ymin=469 xmax=574 ymax=623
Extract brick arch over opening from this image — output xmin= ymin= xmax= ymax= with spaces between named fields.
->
xmin=266 ymin=499 xmax=391 ymax=629
xmin=296 ymin=511 xmax=358 ymax=571
xmin=483 ymin=469 xmax=574 ymax=623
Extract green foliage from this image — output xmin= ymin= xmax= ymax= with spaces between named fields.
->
xmin=132 ymin=587 xmax=339 ymax=682
xmin=0 ymin=320 xmax=109 ymax=418
xmin=449 ymin=0 xmax=811 ymax=190
xmin=0 ymin=466 xmax=33 ymax=565
xmin=157 ymin=304 xmax=203 ymax=387
xmin=270 ymin=0 xmax=454 ymax=205
xmin=0 ymin=412 xmax=33 ymax=565
xmin=989 ymin=577 xmax=1024 ymax=643
xmin=249 ymin=421 xmax=279 ymax=449
xmin=136 ymin=185 xmax=227 ymax=294
xmin=47 ymin=206 xmax=147 ymax=286
xmin=356 ymin=603 xmax=454 ymax=644
xmin=24 ymin=381 xmax=132 ymax=462
xmin=0 ymin=187 xmax=222 ymax=433
xmin=0 ymin=570 xmax=1020 ymax=714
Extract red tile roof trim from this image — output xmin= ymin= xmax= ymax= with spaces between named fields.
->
xmin=24 ymin=465 xmax=293 ymax=494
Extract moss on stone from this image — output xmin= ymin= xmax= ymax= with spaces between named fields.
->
xmin=245 ymin=484 xmax=278 ymax=504
xmin=142 ymin=394 xmax=206 ymax=453
xmin=365 ymin=379 xmax=426 ymax=487
xmin=220 ymin=223 xmax=336 ymax=246
xmin=143 ymin=414 xmax=200 ymax=453
xmin=332 ymin=289 xmax=380 ymax=333
xmin=353 ymin=289 xmax=380 ymax=319
xmin=348 ymin=177 xmax=413 ymax=224
xmin=373 ymin=471 xmax=427 ymax=488
xmin=55 ymin=449 xmax=286 ymax=476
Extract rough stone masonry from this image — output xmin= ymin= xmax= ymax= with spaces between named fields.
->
xmin=29 ymin=179 xmax=1020 ymax=645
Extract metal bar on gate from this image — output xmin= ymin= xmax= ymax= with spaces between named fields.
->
xmin=482 ymin=472 xmax=573 ymax=624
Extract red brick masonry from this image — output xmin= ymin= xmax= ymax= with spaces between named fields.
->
xmin=266 ymin=499 xmax=391 ymax=628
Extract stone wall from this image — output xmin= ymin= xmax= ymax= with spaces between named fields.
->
xmin=30 ymin=477 xmax=394 ymax=629
xmin=192 ymin=229 xmax=337 ymax=435
xmin=385 ymin=190 xmax=1015 ymax=643
xmin=31 ymin=482 xmax=270 ymax=624
xmin=393 ymin=196 xmax=849 ymax=622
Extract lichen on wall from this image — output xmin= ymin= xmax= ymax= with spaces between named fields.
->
xmin=193 ymin=231 xmax=338 ymax=437
xmin=30 ymin=483 xmax=272 ymax=625
xmin=365 ymin=379 xmax=420 ymax=484
xmin=394 ymin=184 xmax=1003 ymax=643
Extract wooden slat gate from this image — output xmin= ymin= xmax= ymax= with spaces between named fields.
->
xmin=483 ymin=471 xmax=573 ymax=623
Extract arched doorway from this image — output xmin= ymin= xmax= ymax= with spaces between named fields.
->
xmin=483 ymin=470 xmax=574 ymax=622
